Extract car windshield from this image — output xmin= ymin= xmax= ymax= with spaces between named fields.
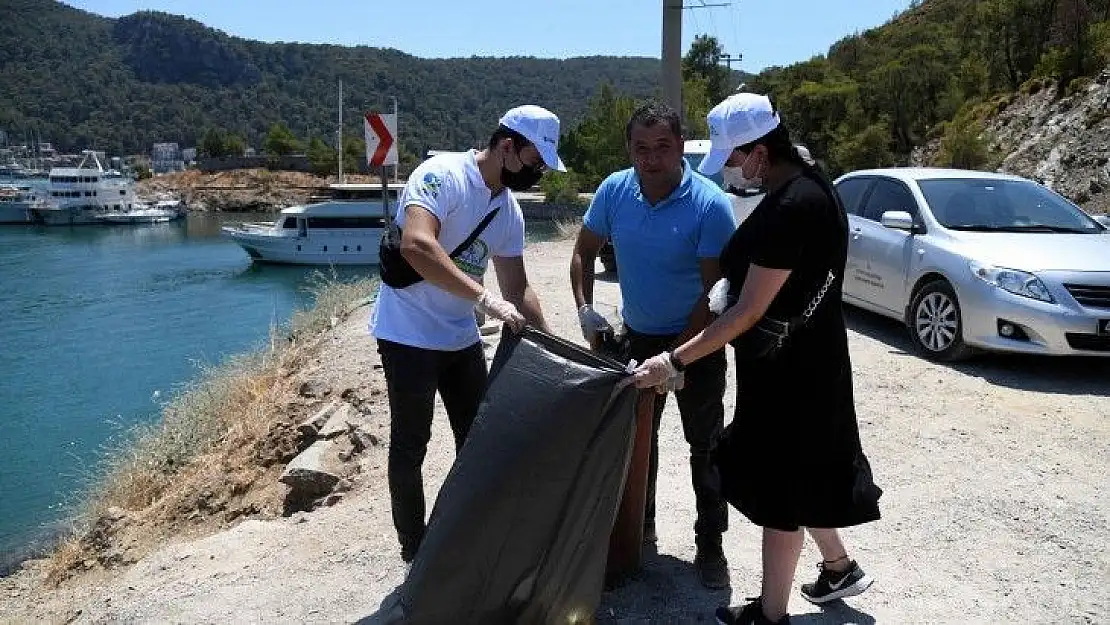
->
xmin=918 ymin=178 xmax=1103 ymax=234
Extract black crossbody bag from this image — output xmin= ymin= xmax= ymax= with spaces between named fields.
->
xmin=379 ymin=207 xmax=501 ymax=289
xmin=729 ymin=269 xmax=836 ymax=362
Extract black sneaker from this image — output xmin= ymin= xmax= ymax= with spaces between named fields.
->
xmin=715 ymin=597 xmax=790 ymax=625
xmin=694 ymin=543 xmax=730 ymax=590
xmin=799 ymin=560 xmax=874 ymax=604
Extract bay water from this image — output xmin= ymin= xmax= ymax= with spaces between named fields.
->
xmin=0 ymin=207 xmax=557 ymax=572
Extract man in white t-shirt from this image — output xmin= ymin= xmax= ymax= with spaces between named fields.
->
xmin=369 ymin=104 xmax=565 ymax=563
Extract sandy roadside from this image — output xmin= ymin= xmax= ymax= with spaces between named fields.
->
xmin=2 ymin=236 xmax=1108 ymax=624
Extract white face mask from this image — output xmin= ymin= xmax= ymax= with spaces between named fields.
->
xmin=722 ymin=165 xmax=756 ymax=190
xmin=722 ymin=151 xmax=763 ymax=190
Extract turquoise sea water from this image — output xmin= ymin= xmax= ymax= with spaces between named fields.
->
xmin=0 ymin=209 xmax=557 ymax=572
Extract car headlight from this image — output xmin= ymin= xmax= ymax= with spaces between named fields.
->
xmin=969 ymin=262 xmax=1055 ymax=303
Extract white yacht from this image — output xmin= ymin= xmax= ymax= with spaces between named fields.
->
xmin=0 ymin=183 xmax=45 ymax=224
xmin=30 ymin=151 xmax=141 ymax=225
xmin=221 ymin=183 xmax=402 ymax=265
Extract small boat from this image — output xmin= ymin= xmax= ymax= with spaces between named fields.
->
xmin=221 ymin=183 xmax=401 ymax=265
xmin=92 ymin=200 xmax=186 ymax=225
xmin=0 ymin=184 xmax=45 ymax=224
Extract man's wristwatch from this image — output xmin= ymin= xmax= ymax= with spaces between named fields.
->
xmin=668 ymin=351 xmax=686 ymax=372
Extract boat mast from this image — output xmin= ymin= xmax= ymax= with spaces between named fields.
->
xmin=337 ymin=79 xmax=344 ymax=184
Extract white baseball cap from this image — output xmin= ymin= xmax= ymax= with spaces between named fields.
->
xmin=698 ymin=93 xmax=781 ymax=176
xmin=498 ymin=105 xmax=568 ymax=172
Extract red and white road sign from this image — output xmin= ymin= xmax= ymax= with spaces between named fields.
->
xmin=364 ymin=112 xmax=398 ymax=167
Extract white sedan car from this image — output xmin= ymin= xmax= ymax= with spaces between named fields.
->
xmin=833 ymin=168 xmax=1110 ymax=361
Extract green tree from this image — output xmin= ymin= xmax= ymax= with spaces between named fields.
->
xmin=559 ymin=83 xmax=639 ymax=189
xmin=199 ymin=127 xmax=227 ymax=158
xmin=342 ymin=134 xmax=366 ymax=173
xmin=830 ymin=121 xmax=896 ymax=174
xmin=263 ymin=122 xmax=301 ymax=157
xmin=306 ymin=136 xmax=337 ymax=176
xmin=683 ymin=34 xmax=734 ymax=106
xmin=224 ymin=133 xmax=247 ymax=157
xmin=683 ymin=75 xmax=713 ymax=138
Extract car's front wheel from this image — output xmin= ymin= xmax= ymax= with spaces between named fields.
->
xmin=909 ymin=280 xmax=973 ymax=362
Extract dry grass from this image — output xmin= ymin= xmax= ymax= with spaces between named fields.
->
xmin=42 ymin=273 xmax=377 ymax=586
xmin=554 ymin=216 xmax=583 ymax=241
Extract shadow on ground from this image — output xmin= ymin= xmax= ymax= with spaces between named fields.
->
xmin=596 ymin=549 xmax=732 ymax=624
xmin=844 ymin=305 xmax=1110 ymax=397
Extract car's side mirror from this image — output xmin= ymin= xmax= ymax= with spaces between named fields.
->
xmin=881 ymin=210 xmax=918 ymax=233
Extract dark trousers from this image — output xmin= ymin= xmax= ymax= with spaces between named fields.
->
xmin=377 ymin=338 xmax=488 ymax=553
xmin=627 ymin=328 xmax=729 ymax=545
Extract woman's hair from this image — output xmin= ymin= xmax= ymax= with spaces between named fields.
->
xmin=738 ymin=105 xmax=847 ymax=214
xmin=736 ymin=123 xmax=816 ymax=173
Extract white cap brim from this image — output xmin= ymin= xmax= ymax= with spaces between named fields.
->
xmin=538 ymin=143 xmax=567 ymax=172
xmin=698 ymin=146 xmax=732 ymax=176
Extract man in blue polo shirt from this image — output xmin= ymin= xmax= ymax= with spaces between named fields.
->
xmin=569 ymin=100 xmax=737 ymax=589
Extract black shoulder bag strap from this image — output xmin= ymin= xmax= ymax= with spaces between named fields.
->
xmin=448 ymin=206 xmax=501 ymax=258
xmin=786 ymin=169 xmax=842 ymax=333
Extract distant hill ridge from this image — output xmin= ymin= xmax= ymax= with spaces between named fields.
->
xmin=0 ymin=0 xmax=676 ymax=156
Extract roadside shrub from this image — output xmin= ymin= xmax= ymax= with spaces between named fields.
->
xmin=1067 ymin=77 xmax=1094 ymax=97
xmin=937 ymin=111 xmax=994 ymax=171
xmin=540 ymin=170 xmax=586 ymax=208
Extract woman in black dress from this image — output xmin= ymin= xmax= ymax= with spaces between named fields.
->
xmin=631 ymin=93 xmax=882 ymax=625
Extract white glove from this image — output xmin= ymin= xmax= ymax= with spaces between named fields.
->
xmin=578 ymin=304 xmax=613 ymax=343
xmin=707 ymin=278 xmax=731 ymax=314
xmin=655 ymin=370 xmax=685 ymax=394
xmin=631 ymin=352 xmax=682 ymax=391
xmin=475 ymin=289 xmax=526 ymax=333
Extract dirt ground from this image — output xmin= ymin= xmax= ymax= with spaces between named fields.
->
xmin=2 ymin=237 xmax=1108 ymax=624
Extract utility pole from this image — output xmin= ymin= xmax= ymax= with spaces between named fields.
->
xmin=337 ymin=79 xmax=344 ymax=184
xmin=661 ymin=0 xmax=683 ymax=116
xmin=719 ymin=53 xmax=744 ymax=69
xmin=662 ymin=1 xmax=733 ymax=118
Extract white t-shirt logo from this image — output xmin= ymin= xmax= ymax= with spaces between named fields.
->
xmin=420 ymin=172 xmax=443 ymax=198
xmin=453 ymin=238 xmax=490 ymax=279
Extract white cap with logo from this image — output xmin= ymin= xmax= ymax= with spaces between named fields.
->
xmin=498 ymin=105 xmax=568 ymax=172
xmin=697 ymin=93 xmax=781 ymax=176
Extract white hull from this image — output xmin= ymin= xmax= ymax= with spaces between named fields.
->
xmin=221 ymin=226 xmax=383 ymax=265
xmin=94 ymin=209 xmax=184 ymax=225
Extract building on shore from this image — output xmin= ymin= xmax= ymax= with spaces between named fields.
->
xmin=151 ymin=142 xmax=184 ymax=173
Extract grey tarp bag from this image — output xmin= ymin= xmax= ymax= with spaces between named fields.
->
xmin=364 ymin=327 xmax=638 ymax=625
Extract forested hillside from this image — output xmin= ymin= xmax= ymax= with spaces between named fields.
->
xmin=0 ymin=0 xmax=672 ymax=159
xmin=746 ymin=0 xmax=1110 ymax=174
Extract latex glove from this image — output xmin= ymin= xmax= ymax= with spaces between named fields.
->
xmin=578 ymin=304 xmax=613 ymax=343
xmin=655 ymin=370 xmax=685 ymax=394
xmin=707 ymin=278 xmax=731 ymax=314
xmin=631 ymin=352 xmax=680 ymax=390
xmin=476 ymin=289 xmax=526 ymax=333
